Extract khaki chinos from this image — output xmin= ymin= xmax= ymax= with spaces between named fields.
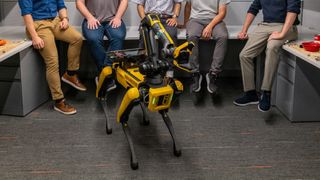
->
xmin=27 ymin=17 xmax=83 ymax=100
xmin=239 ymin=23 xmax=298 ymax=91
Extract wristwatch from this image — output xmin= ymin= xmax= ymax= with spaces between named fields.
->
xmin=172 ymin=14 xmax=179 ymax=18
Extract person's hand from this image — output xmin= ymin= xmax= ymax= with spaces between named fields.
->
xmin=238 ymin=31 xmax=248 ymax=40
xmin=268 ymin=31 xmax=285 ymax=41
xmin=109 ymin=17 xmax=122 ymax=28
xmin=202 ymin=25 xmax=213 ymax=40
xmin=32 ymin=35 xmax=45 ymax=49
xmin=166 ymin=17 xmax=178 ymax=27
xmin=59 ymin=18 xmax=69 ymax=30
xmin=87 ymin=17 xmax=101 ymax=30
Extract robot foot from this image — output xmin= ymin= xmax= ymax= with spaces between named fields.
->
xmin=160 ymin=110 xmax=182 ymax=157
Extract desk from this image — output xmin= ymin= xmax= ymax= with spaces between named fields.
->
xmin=273 ymin=27 xmax=320 ymax=122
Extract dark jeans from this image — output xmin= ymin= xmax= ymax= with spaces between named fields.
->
xmin=82 ymin=19 xmax=126 ymax=72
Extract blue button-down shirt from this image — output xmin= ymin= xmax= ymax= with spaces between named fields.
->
xmin=248 ymin=0 xmax=301 ymax=25
xmin=18 ymin=0 xmax=66 ymax=20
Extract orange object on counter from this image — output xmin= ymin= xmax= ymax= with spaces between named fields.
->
xmin=0 ymin=39 xmax=7 ymax=46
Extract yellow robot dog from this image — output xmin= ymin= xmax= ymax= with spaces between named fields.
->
xmin=96 ymin=14 xmax=194 ymax=170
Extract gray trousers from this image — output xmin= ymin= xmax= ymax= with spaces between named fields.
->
xmin=186 ymin=18 xmax=229 ymax=74
xmin=240 ymin=23 xmax=298 ymax=91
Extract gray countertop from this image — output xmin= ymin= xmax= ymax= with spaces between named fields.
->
xmin=282 ymin=26 xmax=320 ymax=69
xmin=0 ymin=26 xmax=32 ymax=62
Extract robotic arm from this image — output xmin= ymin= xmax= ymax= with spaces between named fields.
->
xmin=141 ymin=14 xmax=194 ymax=72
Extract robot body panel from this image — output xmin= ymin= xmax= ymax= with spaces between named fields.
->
xmin=96 ymin=66 xmax=113 ymax=98
xmin=174 ymin=80 xmax=184 ymax=92
xmin=116 ymin=67 xmax=144 ymax=89
xmin=117 ymin=87 xmax=140 ymax=123
xmin=148 ymin=86 xmax=174 ymax=112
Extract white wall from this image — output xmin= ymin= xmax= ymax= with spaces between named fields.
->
xmin=303 ymin=0 xmax=320 ymax=31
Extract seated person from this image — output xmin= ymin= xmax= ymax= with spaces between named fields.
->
xmin=131 ymin=0 xmax=183 ymax=46
xmin=18 ymin=0 xmax=87 ymax=115
xmin=233 ymin=0 xmax=300 ymax=112
xmin=183 ymin=0 xmax=230 ymax=95
xmin=76 ymin=0 xmax=128 ymax=91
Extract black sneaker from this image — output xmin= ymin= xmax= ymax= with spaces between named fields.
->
xmin=96 ymin=76 xmax=117 ymax=92
xmin=258 ymin=91 xmax=271 ymax=112
xmin=97 ymin=77 xmax=117 ymax=98
xmin=233 ymin=90 xmax=259 ymax=106
xmin=191 ymin=73 xmax=202 ymax=93
xmin=206 ymin=72 xmax=218 ymax=94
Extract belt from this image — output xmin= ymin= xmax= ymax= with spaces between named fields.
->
xmin=40 ymin=17 xmax=56 ymax=21
xmin=146 ymin=13 xmax=173 ymax=19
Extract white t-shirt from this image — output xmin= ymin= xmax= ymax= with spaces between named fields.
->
xmin=186 ymin=0 xmax=231 ymax=19
xmin=131 ymin=0 xmax=184 ymax=15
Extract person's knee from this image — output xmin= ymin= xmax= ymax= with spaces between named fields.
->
xmin=186 ymin=28 xmax=200 ymax=41
xmin=239 ymin=49 xmax=251 ymax=61
xmin=84 ymin=30 xmax=100 ymax=43
xmin=215 ymin=32 xmax=228 ymax=42
xmin=74 ymin=35 xmax=83 ymax=46
xmin=75 ymin=33 xmax=83 ymax=42
xmin=266 ymin=41 xmax=281 ymax=53
xmin=70 ymin=30 xmax=83 ymax=43
xmin=86 ymin=35 xmax=103 ymax=47
xmin=112 ymin=31 xmax=126 ymax=40
xmin=187 ymin=34 xmax=198 ymax=43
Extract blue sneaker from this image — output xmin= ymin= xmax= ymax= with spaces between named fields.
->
xmin=233 ymin=90 xmax=259 ymax=106
xmin=258 ymin=91 xmax=271 ymax=112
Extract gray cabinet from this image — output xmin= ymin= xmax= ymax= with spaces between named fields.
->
xmin=0 ymin=47 xmax=49 ymax=116
xmin=274 ymin=50 xmax=296 ymax=120
xmin=274 ymin=50 xmax=320 ymax=122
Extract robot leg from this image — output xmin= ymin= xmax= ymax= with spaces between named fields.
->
xmin=117 ymin=87 xmax=140 ymax=170
xmin=96 ymin=66 xmax=113 ymax=99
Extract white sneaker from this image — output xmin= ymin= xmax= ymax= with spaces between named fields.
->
xmin=95 ymin=76 xmax=99 ymax=87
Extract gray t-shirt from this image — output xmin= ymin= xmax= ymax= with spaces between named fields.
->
xmin=131 ymin=0 xmax=184 ymax=15
xmin=186 ymin=0 xmax=231 ymax=20
xmin=85 ymin=0 xmax=120 ymax=22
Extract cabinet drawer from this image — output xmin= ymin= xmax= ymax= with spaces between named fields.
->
xmin=275 ymin=75 xmax=294 ymax=120
xmin=280 ymin=50 xmax=296 ymax=68
xmin=278 ymin=61 xmax=295 ymax=83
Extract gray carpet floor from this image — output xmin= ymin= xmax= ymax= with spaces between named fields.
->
xmin=1 ymin=78 xmax=320 ymax=180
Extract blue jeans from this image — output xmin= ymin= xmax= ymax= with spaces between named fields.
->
xmin=82 ymin=20 xmax=126 ymax=72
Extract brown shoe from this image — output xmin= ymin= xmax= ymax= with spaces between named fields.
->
xmin=54 ymin=99 xmax=77 ymax=115
xmin=61 ymin=72 xmax=87 ymax=91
